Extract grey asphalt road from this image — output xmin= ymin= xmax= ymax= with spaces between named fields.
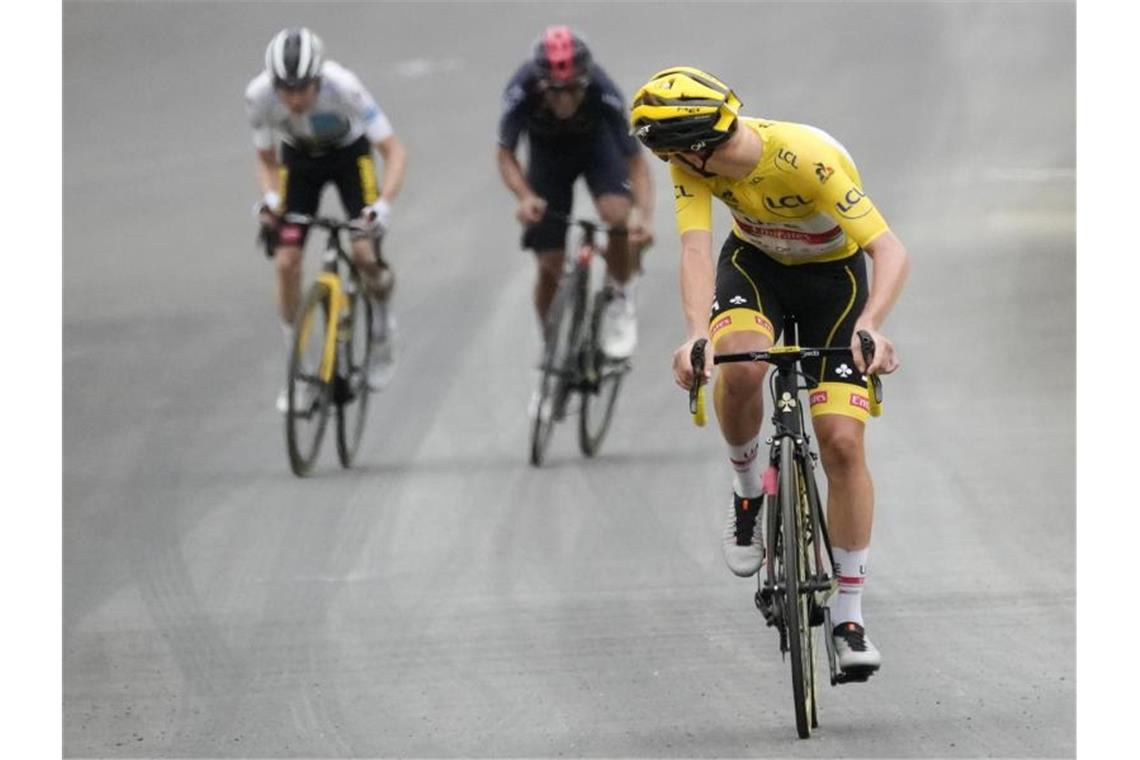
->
xmin=63 ymin=2 xmax=1075 ymax=757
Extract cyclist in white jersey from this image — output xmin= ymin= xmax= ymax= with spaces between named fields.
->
xmin=246 ymin=28 xmax=408 ymax=409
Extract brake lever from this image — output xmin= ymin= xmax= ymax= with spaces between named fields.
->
xmin=856 ymin=330 xmax=883 ymax=406
xmin=689 ymin=338 xmax=708 ymax=426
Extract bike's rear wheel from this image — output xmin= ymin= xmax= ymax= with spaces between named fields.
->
xmin=286 ymin=282 xmax=333 ymax=477
xmin=781 ymin=442 xmax=816 ymax=738
xmin=578 ymin=290 xmax=626 ymax=457
xmin=335 ymin=274 xmax=373 ymax=468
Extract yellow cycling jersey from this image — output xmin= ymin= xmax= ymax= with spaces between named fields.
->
xmin=672 ymin=118 xmax=889 ymax=265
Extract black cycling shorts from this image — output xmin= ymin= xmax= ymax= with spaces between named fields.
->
xmin=708 ymin=233 xmax=872 ymax=420
xmin=521 ymin=131 xmax=632 ymax=252
xmin=277 ymin=136 xmax=379 ymax=248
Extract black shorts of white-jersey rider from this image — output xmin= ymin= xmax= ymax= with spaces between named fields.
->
xmin=276 ymin=135 xmax=380 ymax=249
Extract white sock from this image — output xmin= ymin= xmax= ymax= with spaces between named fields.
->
xmin=831 ymin=546 xmax=869 ymax=627
xmin=728 ymin=435 xmax=763 ymax=499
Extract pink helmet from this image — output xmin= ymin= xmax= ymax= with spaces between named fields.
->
xmin=533 ymin=26 xmax=592 ymax=85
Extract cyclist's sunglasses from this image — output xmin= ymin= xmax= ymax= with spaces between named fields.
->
xmin=650 ymin=148 xmax=686 ymax=162
xmin=539 ymin=77 xmax=589 ymax=94
xmin=274 ymin=79 xmax=317 ymax=93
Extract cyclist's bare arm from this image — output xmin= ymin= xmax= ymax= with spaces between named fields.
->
xmin=373 ymin=134 xmax=407 ymax=202
xmin=496 ymin=145 xmax=533 ymax=200
xmin=853 ymin=229 xmax=910 ymax=375
xmin=254 ymin=148 xmax=280 ymax=203
xmin=627 ymin=151 xmax=655 ymax=246
xmin=496 ymin=146 xmax=545 ymax=224
xmin=673 ymin=228 xmax=715 ymax=388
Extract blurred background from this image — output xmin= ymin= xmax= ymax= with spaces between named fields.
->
xmin=64 ymin=2 xmax=1074 ymax=757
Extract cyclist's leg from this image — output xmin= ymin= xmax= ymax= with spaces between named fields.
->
xmin=332 ymin=137 xmax=389 ymax=299
xmin=273 ymin=148 xmax=321 ymax=410
xmin=533 ymin=248 xmax=566 ymax=326
xmin=584 ymin=129 xmax=635 ymax=286
xmin=275 ymin=149 xmax=320 ymax=333
xmin=583 ymin=133 xmax=639 ymax=357
xmin=522 ymin=139 xmax=576 ymax=328
xmin=709 ymin=235 xmax=782 ymax=445
xmin=709 ymin=235 xmax=782 ymax=576
xmin=331 ymin=138 xmax=397 ymax=389
xmin=593 ymin=193 xmax=633 ymax=281
xmin=794 ymin=252 xmax=880 ymax=668
xmin=793 ymin=252 xmax=873 ymax=571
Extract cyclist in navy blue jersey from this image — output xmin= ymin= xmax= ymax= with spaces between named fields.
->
xmin=497 ymin=26 xmax=654 ymax=385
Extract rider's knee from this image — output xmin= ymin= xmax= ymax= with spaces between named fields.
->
xmin=275 ymin=247 xmax=302 ymax=279
xmin=817 ymin=424 xmax=866 ymax=474
xmin=718 ymin=361 xmax=766 ymax=398
xmin=536 ymin=251 xmax=564 ymax=283
xmin=595 ymin=193 xmax=632 ymax=227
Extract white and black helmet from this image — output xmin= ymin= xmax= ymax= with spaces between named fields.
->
xmin=264 ymin=27 xmax=324 ymax=89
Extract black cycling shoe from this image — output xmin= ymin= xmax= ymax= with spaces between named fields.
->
xmin=723 ymin=492 xmax=763 ymax=577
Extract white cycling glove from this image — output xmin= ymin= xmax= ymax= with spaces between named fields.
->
xmin=253 ymin=190 xmax=281 ymax=218
xmin=365 ymin=198 xmax=392 ymax=230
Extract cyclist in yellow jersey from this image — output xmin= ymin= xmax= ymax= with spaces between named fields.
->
xmin=631 ymin=67 xmax=911 ymax=674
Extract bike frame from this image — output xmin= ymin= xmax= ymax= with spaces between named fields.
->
xmin=285 ymin=215 xmax=364 ymax=383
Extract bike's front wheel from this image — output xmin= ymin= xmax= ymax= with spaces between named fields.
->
xmin=780 ymin=441 xmax=817 ymax=739
xmin=578 ymin=290 xmax=626 ymax=457
xmin=286 ymin=282 xmax=334 ymax=477
xmin=530 ymin=278 xmax=573 ymax=466
xmin=335 ymin=274 xmax=373 ymax=468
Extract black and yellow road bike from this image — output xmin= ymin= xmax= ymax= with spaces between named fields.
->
xmin=279 ymin=214 xmax=377 ymax=477
xmin=689 ymin=319 xmax=883 ymax=738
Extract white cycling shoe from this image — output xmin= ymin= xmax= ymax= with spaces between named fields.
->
xmin=723 ymin=492 xmax=764 ymax=577
xmin=832 ymin=621 xmax=882 ymax=673
xmin=600 ymin=291 xmax=637 ymax=359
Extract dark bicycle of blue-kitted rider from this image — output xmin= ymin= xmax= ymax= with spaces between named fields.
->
xmin=495 ymin=26 xmax=655 ymax=416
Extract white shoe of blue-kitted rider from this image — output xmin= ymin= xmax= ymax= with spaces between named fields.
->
xmin=832 ymin=621 xmax=882 ymax=672
xmin=723 ymin=491 xmax=764 ymax=577
xmin=600 ymin=290 xmax=637 ymax=359
xmin=368 ymin=298 xmax=397 ymax=391
xmin=276 ymin=385 xmax=289 ymax=414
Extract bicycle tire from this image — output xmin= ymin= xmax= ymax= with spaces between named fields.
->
xmin=578 ymin=290 xmax=625 ymax=457
xmin=530 ymin=276 xmax=574 ymax=466
xmin=286 ymin=282 xmax=334 ymax=477
xmin=554 ymin=265 xmax=589 ymax=423
xmin=335 ymin=273 xmax=373 ymax=468
xmin=800 ymin=453 xmax=827 ymax=728
xmin=781 ymin=442 xmax=815 ymax=739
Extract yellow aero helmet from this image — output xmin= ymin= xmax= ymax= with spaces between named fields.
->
xmin=630 ymin=66 xmax=741 ymax=153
